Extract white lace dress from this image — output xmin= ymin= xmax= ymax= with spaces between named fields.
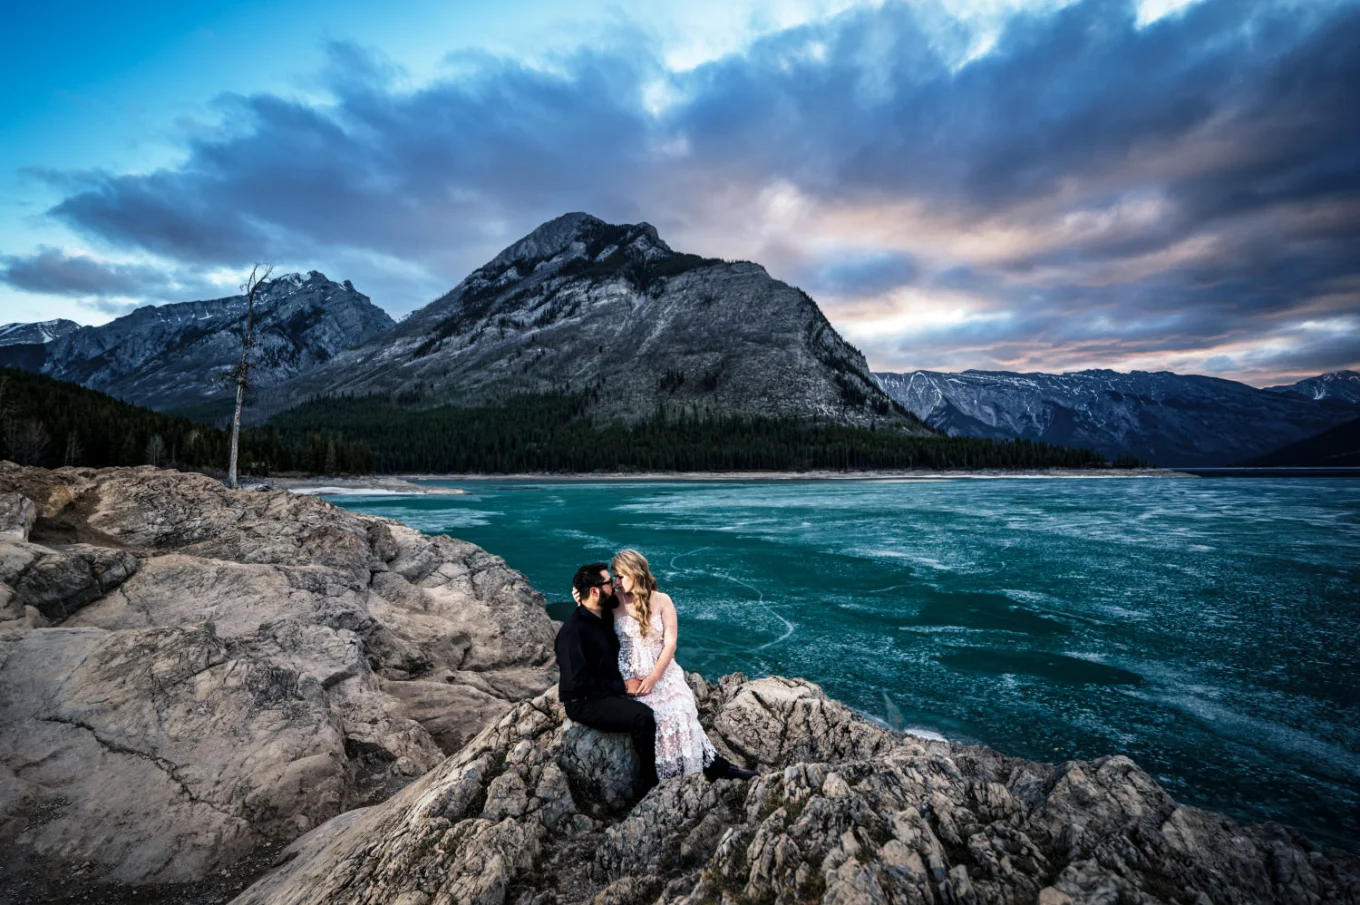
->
xmin=615 ymin=608 xmax=718 ymax=780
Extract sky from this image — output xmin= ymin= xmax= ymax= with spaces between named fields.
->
xmin=1 ymin=0 xmax=1357 ymax=386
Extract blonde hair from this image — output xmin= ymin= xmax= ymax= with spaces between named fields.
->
xmin=612 ymin=549 xmax=659 ymax=636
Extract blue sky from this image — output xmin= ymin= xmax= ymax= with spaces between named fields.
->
xmin=2 ymin=0 xmax=1357 ymax=385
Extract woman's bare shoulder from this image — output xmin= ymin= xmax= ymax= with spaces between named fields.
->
xmin=653 ymin=590 xmax=676 ymax=610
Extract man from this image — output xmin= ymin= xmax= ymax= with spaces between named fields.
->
xmin=556 ymin=562 xmax=660 ymax=799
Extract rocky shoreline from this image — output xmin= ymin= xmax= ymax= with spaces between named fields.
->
xmin=233 ymin=675 xmax=1360 ymax=905
xmin=0 ymin=463 xmax=553 ymax=904
xmin=2 ymin=463 xmax=1356 ymax=905
xmin=239 ymin=475 xmax=468 ymax=495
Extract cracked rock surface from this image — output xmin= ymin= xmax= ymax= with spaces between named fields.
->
xmin=0 ymin=462 xmax=556 ymax=893
xmin=232 ymin=674 xmax=1360 ymax=905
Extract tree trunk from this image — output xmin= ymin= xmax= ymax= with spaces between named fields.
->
xmin=228 ymin=381 xmax=244 ymax=488
xmin=227 ymin=263 xmax=270 ymax=489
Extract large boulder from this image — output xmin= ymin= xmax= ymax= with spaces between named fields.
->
xmin=559 ymin=720 xmax=643 ymax=815
xmin=0 ymin=462 xmax=557 ymax=897
xmin=229 ymin=676 xmax=1360 ymax=905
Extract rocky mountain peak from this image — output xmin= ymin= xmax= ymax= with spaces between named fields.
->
xmin=279 ymin=212 xmax=923 ymax=431
xmin=482 ymin=212 xmax=673 ymax=278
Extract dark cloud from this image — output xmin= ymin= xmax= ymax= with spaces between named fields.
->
xmin=23 ymin=0 xmax=1360 ymax=381
xmin=0 ymin=246 xmax=223 ymax=301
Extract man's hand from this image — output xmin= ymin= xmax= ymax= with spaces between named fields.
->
xmin=637 ymin=674 xmax=658 ymax=696
xmin=624 ymin=678 xmax=643 ymax=696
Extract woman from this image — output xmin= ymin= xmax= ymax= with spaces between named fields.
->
xmin=608 ymin=549 xmax=719 ymax=780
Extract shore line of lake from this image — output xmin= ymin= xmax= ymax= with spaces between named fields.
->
xmin=405 ymin=467 xmax=1195 ymax=483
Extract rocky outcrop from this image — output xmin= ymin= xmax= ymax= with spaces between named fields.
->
xmin=0 ymin=462 xmax=556 ymax=896
xmin=232 ymin=675 xmax=1360 ymax=905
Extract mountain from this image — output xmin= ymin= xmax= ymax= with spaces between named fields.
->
xmin=1264 ymin=370 xmax=1360 ymax=404
xmin=0 ymin=319 xmax=80 ymax=372
xmin=0 ymin=319 xmax=79 ymax=346
xmin=24 ymin=272 xmax=394 ymax=412
xmin=1243 ymin=415 xmax=1360 ymax=467
xmin=873 ymin=368 xmax=1360 ymax=466
xmin=271 ymin=213 xmax=926 ymax=432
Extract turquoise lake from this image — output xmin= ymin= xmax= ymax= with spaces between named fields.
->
xmin=326 ymin=477 xmax=1360 ymax=848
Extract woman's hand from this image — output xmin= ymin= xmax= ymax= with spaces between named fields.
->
xmin=624 ymin=678 xmax=643 ymax=696
xmin=637 ymin=673 xmax=658 ymax=696
xmin=571 ymin=587 xmax=581 ymax=605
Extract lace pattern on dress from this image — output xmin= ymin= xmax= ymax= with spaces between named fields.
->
xmin=616 ymin=609 xmax=718 ymax=781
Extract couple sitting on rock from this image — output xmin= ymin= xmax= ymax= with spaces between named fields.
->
xmin=555 ymin=549 xmax=758 ymax=799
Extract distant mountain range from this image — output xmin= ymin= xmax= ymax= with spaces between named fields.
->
xmin=873 ymin=369 xmax=1360 ymax=466
xmin=0 ymin=273 xmax=393 ymax=412
xmin=268 ymin=212 xmax=920 ymax=431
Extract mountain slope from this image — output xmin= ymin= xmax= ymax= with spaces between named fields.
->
xmin=272 ymin=213 xmax=928 ymax=432
xmin=1243 ymin=415 xmax=1360 ymax=466
xmin=33 ymin=272 xmax=394 ymax=411
xmin=0 ymin=319 xmax=81 ymax=372
xmin=874 ymin=368 xmax=1360 ymax=466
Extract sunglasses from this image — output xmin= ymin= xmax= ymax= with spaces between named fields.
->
xmin=592 ymin=576 xmax=615 ymax=587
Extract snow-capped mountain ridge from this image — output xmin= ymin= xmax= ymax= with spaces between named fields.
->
xmin=4 ymin=272 xmax=394 ymax=412
xmin=0 ymin=319 xmax=80 ymax=348
xmin=1265 ymin=370 xmax=1360 ymax=404
xmin=874 ymin=368 xmax=1360 ymax=466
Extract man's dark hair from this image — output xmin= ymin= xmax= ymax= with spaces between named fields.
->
xmin=573 ymin=562 xmax=611 ymax=600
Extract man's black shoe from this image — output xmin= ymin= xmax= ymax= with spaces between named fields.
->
xmin=703 ymin=756 xmax=759 ymax=781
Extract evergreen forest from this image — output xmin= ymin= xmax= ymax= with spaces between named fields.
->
xmin=2 ymin=367 xmax=1126 ymax=475
xmin=267 ymin=391 xmax=1114 ymax=473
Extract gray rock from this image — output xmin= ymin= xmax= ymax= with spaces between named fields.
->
xmin=558 ymin=720 xmax=641 ymax=815
xmin=0 ymin=462 xmax=556 ymax=892
xmin=230 ymin=677 xmax=1360 ymax=905
xmin=0 ymin=492 xmax=36 ymax=540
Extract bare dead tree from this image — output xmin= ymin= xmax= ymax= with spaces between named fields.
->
xmin=8 ymin=418 xmax=50 ymax=466
xmin=146 ymin=433 xmax=166 ymax=467
xmin=63 ymin=430 xmax=83 ymax=466
xmin=228 ymin=263 xmax=274 ymax=489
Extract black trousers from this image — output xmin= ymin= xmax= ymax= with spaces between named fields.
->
xmin=565 ymin=695 xmax=659 ymax=790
